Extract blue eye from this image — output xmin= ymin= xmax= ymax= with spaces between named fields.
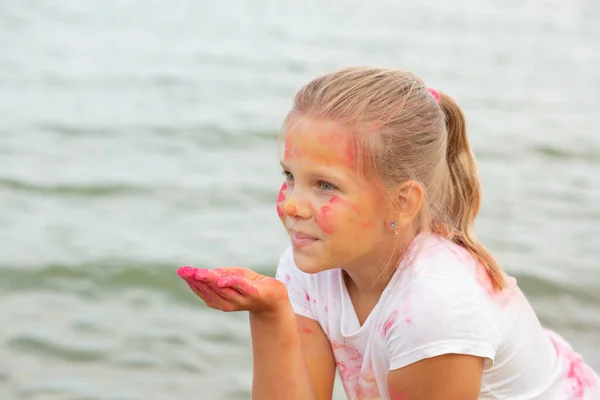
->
xmin=318 ymin=181 xmax=337 ymax=191
xmin=283 ymin=171 xmax=294 ymax=182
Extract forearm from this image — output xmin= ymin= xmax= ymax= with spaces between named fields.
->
xmin=250 ymin=301 xmax=316 ymax=400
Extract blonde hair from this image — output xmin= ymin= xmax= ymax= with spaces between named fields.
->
xmin=285 ymin=67 xmax=506 ymax=291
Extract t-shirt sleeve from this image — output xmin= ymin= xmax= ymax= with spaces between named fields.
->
xmin=385 ymin=276 xmax=501 ymax=371
xmin=275 ymin=246 xmax=315 ymax=320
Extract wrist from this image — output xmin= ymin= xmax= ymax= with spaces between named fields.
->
xmin=250 ymin=295 xmax=293 ymax=322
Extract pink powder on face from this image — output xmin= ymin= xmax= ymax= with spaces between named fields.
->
xmin=277 ymin=182 xmax=287 ymax=202
xmin=276 ymin=183 xmax=287 ymax=218
xmin=316 ymin=130 xmax=357 ymax=168
xmin=316 ymin=196 xmax=342 ymax=233
xmin=283 ymin=146 xmax=302 ymax=160
xmin=317 ymin=205 xmax=334 ymax=233
xmin=283 ymin=197 xmax=297 ymax=216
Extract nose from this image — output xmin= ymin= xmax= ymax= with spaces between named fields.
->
xmin=283 ymin=195 xmax=311 ymax=220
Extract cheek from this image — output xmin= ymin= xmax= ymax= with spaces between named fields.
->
xmin=316 ymin=204 xmax=335 ymax=233
xmin=316 ymin=196 xmax=375 ymax=235
xmin=276 ymin=183 xmax=287 ymax=219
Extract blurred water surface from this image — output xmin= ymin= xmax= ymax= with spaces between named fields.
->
xmin=1 ymin=1 xmax=599 ymax=399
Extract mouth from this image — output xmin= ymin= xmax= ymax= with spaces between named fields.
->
xmin=290 ymin=229 xmax=319 ymax=248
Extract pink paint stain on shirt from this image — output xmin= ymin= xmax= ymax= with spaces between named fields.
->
xmin=332 ymin=340 xmax=363 ymax=383
xmin=448 ymin=242 xmax=515 ymax=306
xmin=380 ymin=310 xmax=398 ymax=340
xmin=284 ymin=273 xmax=291 ymax=282
xmin=355 ymin=363 xmax=381 ymax=399
xmin=549 ymin=331 xmax=599 ymax=397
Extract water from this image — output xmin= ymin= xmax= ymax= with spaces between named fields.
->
xmin=1 ymin=1 xmax=599 ymax=399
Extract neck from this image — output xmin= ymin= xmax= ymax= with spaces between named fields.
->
xmin=341 ymin=231 xmax=415 ymax=299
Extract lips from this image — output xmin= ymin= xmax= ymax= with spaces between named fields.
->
xmin=290 ymin=229 xmax=319 ymax=248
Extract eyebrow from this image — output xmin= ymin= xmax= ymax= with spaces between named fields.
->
xmin=280 ymin=161 xmax=346 ymax=183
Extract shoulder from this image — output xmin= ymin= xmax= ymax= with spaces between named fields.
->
xmin=409 ymin=234 xmax=479 ymax=280
xmin=380 ymin=236 xmax=504 ymax=369
xmin=386 ymin=235 xmax=502 ymax=325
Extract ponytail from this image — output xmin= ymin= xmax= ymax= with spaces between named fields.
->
xmin=438 ymin=92 xmax=506 ymax=291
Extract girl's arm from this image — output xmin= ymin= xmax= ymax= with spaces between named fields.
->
xmin=176 ymin=266 xmax=335 ymax=400
xmin=250 ymin=303 xmax=336 ymax=400
xmin=387 ymin=354 xmax=484 ymax=399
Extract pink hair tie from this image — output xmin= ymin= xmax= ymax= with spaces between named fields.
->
xmin=427 ymin=88 xmax=440 ymax=103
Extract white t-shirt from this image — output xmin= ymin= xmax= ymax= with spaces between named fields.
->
xmin=275 ymin=234 xmax=600 ymax=400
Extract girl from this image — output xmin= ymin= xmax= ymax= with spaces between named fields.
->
xmin=177 ymin=67 xmax=600 ymax=400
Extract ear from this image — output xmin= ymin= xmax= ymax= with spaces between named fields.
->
xmin=389 ymin=180 xmax=424 ymax=229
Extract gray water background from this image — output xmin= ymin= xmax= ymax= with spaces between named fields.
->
xmin=1 ymin=1 xmax=599 ymax=399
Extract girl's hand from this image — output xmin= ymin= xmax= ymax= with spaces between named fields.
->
xmin=177 ymin=266 xmax=289 ymax=315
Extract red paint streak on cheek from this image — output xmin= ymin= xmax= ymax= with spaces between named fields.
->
xmin=276 ymin=182 xmax=287 ymax=218
xmin=278 ymin=183 xmax=287 ymax=202
xmin=317 ymin=196 xmax=343 ymax=234
xmin=317 ymin=204 xmax=335 ymax=233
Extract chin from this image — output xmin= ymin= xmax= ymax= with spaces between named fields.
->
xmin=291 ymin=248 xmax=334 ymax=274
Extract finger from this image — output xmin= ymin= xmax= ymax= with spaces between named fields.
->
xmin=193 ymin=268 xmax=220 ymax=285
xmin=192 ymin=280 xmax=229 ymax=303
xmin=186 ymin=282 xmax=210 ymax=300
xmin=191 ymin=269 xmax=244 ymax=300
xmin=177 ymin=265 xmax=196 ymax=279
xmin=188 ymin=281 xmax=237 ymax=311
xmin=213 ymin=267 xmax=245 ymax=278
xmin=217 ymin=276 xmax=259 ymax=297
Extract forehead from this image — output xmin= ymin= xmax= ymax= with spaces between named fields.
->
xmin=283 ymin=118 xmax=356 ymax=167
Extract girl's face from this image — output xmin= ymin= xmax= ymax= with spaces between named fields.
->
xmin=277 ymin=117 xmax=391 ymax=274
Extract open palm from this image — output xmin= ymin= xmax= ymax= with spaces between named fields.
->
xmin=177 ymin=266 xmax=288 ymax=314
